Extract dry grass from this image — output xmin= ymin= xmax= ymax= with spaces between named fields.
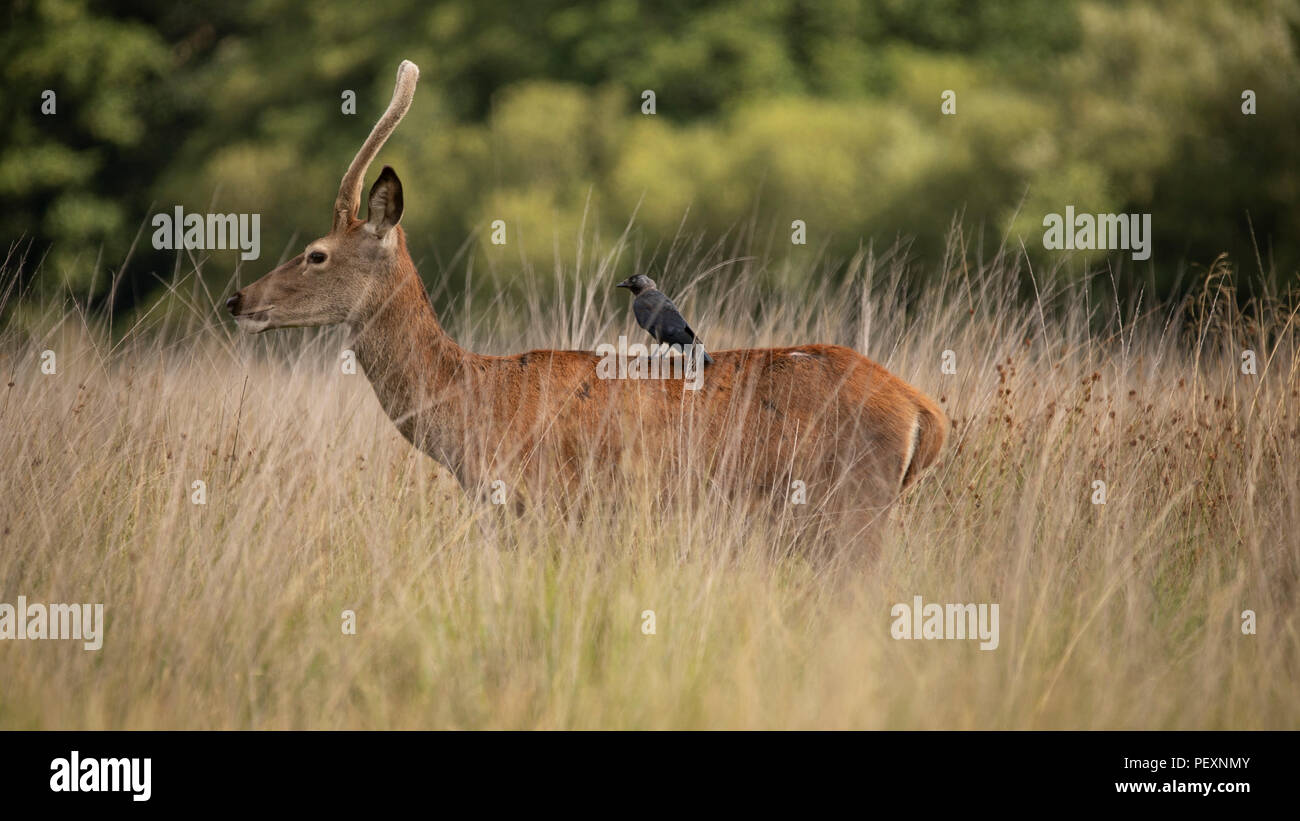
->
xmin=1 ymin=233 xmax=1297 ymax=729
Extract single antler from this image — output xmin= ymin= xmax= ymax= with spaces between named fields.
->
xmin=333 ymin=60 xmax=420 ymax=231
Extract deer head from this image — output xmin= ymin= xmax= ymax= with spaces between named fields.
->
xmin=227 ymin=61 xmax=420 ymax=333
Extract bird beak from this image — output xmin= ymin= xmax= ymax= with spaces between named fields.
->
xmin=615 ymin=279 xmax=632 ymax=289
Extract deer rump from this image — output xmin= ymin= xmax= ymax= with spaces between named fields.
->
xmin=407 ymin=343 xmax=947 ymax=518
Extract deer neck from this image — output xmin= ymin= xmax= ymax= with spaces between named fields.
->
xmin=348 ymin=257 xmax=472 ymax=468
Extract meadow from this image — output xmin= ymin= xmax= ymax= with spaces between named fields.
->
xmin=1 ymin=231 xmax=1296 ymax=729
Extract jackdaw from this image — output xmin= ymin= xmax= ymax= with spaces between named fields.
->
xmin=616 ymin=274 xmax=714 ymax=365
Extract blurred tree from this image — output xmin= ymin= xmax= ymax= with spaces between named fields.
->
xmin=1 ymin=0 xmax=171 ymax=291
xmin=1 ymin=0 xmax=1296 ymax=315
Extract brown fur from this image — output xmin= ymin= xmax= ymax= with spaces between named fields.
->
xmin=228 ymin=60 xmax=946 ymax=530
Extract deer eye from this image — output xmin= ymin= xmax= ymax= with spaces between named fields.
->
xmin=307 ymin=251 xmax=327 ymax=264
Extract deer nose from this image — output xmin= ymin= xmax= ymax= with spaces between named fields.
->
xmin=226 ymin=292 xmax=242 ymax=314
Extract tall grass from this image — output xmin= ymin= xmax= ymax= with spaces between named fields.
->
xmin=1 ymin=231 xmax=1297 ymax=729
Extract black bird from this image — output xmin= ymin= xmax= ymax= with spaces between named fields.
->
xmin=616 ymin=274 xmax=713 ymax=365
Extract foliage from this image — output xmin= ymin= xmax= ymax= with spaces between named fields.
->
xmin=2 ymin=0 xmax=1297 ymax=308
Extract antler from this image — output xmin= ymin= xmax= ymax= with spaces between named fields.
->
xmin=333 ymin=60 xmax=420 ymax=231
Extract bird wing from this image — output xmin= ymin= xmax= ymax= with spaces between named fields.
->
xmin=634 ymin=293 xmax=682 ymax=339
xmin=632 ymin=295 xmax=657 ymax=335
xmin=664 ymin=297 xmax=693 ymax=336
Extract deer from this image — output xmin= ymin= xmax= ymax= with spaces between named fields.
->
xmin=226 ymin=60 xmax=947 ymax=543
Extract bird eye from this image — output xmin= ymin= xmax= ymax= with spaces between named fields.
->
xmin=307 ymin=251 xmax=327 ymax=264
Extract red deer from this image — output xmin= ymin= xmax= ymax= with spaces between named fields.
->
xmin=226 ymin=61 xmax=946 ymax=538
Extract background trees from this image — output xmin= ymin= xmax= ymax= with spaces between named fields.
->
xmin=3 ymin=0 xmax=1296 ymax=311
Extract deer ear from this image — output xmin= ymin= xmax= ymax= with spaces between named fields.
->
xmin=366 ymin=166 xmax=404 ymax=236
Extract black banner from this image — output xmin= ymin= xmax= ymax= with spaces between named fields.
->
xmin=1 ymin=731 xmax=1289 ymax=810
